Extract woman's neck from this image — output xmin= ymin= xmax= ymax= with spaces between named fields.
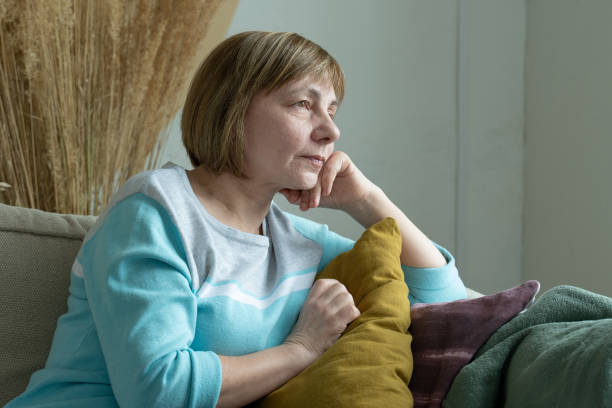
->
xmin=186 ymin=167 xmax=274 ymax=235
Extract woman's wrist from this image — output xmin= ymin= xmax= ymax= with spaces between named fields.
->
xmin=281 ymin=338 xmax=319 ymax=368
xmin=342 ymin=183 xmax=388 ymax=228
xmin=217 ymin=342 xmax=316 ymax=407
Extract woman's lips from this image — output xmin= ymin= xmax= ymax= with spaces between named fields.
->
xmin=302 ymin=155 xmax=325 ymax=167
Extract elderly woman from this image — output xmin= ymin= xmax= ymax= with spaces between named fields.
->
xmin=7 ymin=31 xmax=465 ymax=408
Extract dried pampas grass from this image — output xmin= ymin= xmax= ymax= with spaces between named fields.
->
xmin=0 ymin=0 xmax=228 ymax=214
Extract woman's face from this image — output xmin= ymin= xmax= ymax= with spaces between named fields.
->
xmin=242 ymin=75 xmax=340 ymax=192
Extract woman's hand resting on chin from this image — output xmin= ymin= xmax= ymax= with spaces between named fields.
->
xmin=279 ymin=151 xmax=377 ymax=213
xmin=280 ymin=150 xmax=447 ymax=280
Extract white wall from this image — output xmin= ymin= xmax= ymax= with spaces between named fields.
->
xmin=457 ymin=0 xmax=525 ymax=293
xmin=160 ymin=0 xmax=526 ymax=295
xmin=524 ymin=0 xmax=612 ymax=297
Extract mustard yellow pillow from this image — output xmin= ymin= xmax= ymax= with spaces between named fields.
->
xmin=255 ymin=217 xmax=413 ymax=408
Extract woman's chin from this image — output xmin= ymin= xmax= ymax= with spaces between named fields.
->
xmin=298 ymin=180 xmax=319 ymax=191
xmin=287 ymin=175 xmax=318 ymax=191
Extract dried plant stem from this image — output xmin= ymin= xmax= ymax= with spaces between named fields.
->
xmin=1 ymin=0 xmax=225 ymax=214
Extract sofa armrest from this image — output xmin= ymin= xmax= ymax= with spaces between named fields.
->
xmin=466 ymin=287 xmax=484 ymax=299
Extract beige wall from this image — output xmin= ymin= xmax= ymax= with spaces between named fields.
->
xmin=524 ymin=0 xmax=612 ymax=297
xmin=456 ymin=0 xmax=525 ymax=293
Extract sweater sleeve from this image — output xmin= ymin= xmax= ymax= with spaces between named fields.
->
xmin=401 ymin=243 xmax=467 ymax=304
xmin=79 ymin=193 xmax=221 ymax=408
xmin=287 ymin=213 xmax=466 ymax=305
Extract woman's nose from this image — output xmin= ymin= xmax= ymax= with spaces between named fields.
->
xmin=311 ymin=114 xmax=340 ymax=144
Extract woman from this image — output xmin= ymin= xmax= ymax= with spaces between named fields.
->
xmin=7 ymin=31 xmax=465 ymax=408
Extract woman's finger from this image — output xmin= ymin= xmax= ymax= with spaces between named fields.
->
xmin=290 ymin=189 xmax=301 ymax=203
xmin=321 ymin=152 xmax=347 ymax=196
xmin=309 ymin=174 xmax=323 ymax=208
xmin=300 ymin=189 xmax=310 ymax=211
xmin=279 ymin=188 xmax=291 ymax=201
xmin=310 ymin=279 xmax=350 ymax=308
xmin=279 ymin=188 xmax=300 ymax=204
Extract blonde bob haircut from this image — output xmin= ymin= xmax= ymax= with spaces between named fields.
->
xmin=181 ymin=31 xmax=345 ymax=177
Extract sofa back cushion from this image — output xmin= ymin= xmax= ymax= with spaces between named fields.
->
xmin=0 ymin=204 xmax=96 ymax=406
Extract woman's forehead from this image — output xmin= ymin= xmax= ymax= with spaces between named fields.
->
xmin=277 ymin=75 xmax=337 ymax=101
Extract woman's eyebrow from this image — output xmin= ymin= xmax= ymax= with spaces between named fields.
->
xmin=287 ymin=86 xmax=338 ymax=106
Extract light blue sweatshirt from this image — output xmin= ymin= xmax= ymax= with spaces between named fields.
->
xmin=7 ymin=164 xmax=465 ymax=408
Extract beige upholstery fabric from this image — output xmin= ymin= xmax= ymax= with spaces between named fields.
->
xmin=466 ymin=287 xmax=484 ymax=299
xmin=0 ymin=204 xmax=96 ymax=406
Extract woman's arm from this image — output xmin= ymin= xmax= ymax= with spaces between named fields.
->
xmin=217 ymin=343 xmax=309 ymax=408
xmin=342 ymin=184 xmax=446 ymax=268
xmin=217 ymin=278 xmax=360 ymax=407
xmin=281 ymin=151 xmax=446 ymax=268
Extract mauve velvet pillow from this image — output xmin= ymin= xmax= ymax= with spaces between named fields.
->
xmin=408 ymin=280 xmax=540 ymax=408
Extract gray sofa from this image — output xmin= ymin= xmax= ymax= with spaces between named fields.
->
xmin=0 ymin=204 xmax=96 ymax=406
xmin=0 ymin=203 xmax=483 ymax=405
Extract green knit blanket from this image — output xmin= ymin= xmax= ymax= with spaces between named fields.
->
xmin=444 ymin=285 xmax=612 ymax=408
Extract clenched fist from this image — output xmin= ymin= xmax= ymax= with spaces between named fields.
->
xmin=284 ymin=278 xmax=360 ymax=363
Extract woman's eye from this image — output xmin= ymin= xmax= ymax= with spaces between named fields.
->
xmin=294 ymin=101 xmax=308 ymax=109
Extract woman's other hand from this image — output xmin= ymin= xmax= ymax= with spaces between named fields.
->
xmin=284 ymin=278 xmax=360 ymax=362
xmin=279 ymin=151 xmax=376 ymax=212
